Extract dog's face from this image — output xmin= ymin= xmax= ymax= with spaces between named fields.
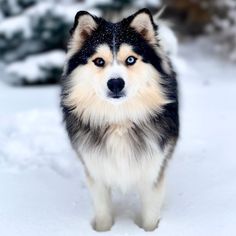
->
xmin=63 ymin=9 xmax=171 ymax=125
xmin=75 ymin=43 xmax=148 ymax=101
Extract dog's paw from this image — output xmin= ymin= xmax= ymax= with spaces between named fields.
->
xmin=141 ymin=218 xmax=160 ymax=232
xmin=92 ymin=217 xmax=113 ymax=232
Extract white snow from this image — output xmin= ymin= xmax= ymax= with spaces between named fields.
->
xmin=136 ymin=0 xmax=161 ymax=7
xmin=207 ymin=0 xmax=236 ymax=62
xmin=0 ymin=14 xmax=31 ymax=38
xmin=6 ymin=50 xmax=65 ymax=84
xmin=0 ymin=1 xmax=101 ymax=39
xmin=0 ymin=39 xmax=236 ymax=235
xmin=24 ymin=2 xmax=101 ymax=23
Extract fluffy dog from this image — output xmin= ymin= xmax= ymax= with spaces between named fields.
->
xmin=61 ymin=8 xmax=179 ymax=232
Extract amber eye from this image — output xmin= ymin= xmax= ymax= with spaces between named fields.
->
xmin=125 ymin=56 xmax=137 ymax=66
xmin=93 ymin=57 xmax=105 ymax=67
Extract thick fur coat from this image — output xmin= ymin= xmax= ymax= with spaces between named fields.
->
xmin=61 ymin=8 xmax=179 ymax=232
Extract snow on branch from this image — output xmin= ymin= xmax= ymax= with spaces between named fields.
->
xmin=6 ymin=50 xmax=65 ymax=85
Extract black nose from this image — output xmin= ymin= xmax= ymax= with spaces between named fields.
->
xmin=107 ymin=78 xmax=125 ymax=93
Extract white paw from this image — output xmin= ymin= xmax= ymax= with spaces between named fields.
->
xmin=142 ymin=218 xmax=160 ymax=232
xmin=92 ymin=216 xmax=113 ymax=232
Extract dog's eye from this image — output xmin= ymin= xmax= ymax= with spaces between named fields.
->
xmin=93 ymin=57 xmax=105 ymax=67
xmin=125 ymin=56 xmax=137 ymax=66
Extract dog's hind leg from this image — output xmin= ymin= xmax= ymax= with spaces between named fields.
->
xmin=139 ymin=175 xmax=166 ymax=231
xmin=86 ymin=176 xmax=113 ymax=232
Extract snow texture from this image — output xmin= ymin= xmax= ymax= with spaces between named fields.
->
xmin=0 ymin=39 xmax=236 ymax=235
xmin=0 ymin=1 xmax=101 ymax=62
xmin=136 ymin=0 xmax=161 ymax=7
xmin=6 ymin=50 xmax=65 ymax=84
xmin=206 ymin=0 xmax=236 ymax=61
xmin=0 ymin=14 xmax=31 ymax=37
xmin=0 ymin=1 xmax=100 ymax=37
xmin=0 ymin=0 xmax=101 ymax=84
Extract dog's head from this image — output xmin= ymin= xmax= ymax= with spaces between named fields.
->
xmin=62 ymin=9 xmax=173 ymax=125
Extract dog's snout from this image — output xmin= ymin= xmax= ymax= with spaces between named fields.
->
xmin=107 ymin=78 xmax=125 ymax=93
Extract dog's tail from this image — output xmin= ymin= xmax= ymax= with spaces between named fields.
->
xmin=154 ymin=6 xmax=166 ymax=20
xmin=154 ymin=7 xmax=178 ymax=57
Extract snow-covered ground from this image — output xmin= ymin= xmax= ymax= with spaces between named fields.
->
xmin=0 ymin=39 xmax=236 ymax=236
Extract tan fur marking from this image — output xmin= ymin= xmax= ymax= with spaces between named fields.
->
xmin=90 ymin=44 xmax=113 ymax=66
xmin=116 ymin=44 xmax=141 ymax=63
xmin=109 ymin=122 xmax=133 ymax=136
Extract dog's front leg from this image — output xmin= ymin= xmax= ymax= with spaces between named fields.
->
xmin=139 ymin=175 xmax=166 ymax=231
xmin=86 ymin=176 xmax=113 ymax=232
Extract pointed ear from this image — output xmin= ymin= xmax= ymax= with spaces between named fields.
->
xmin=69 ymin=11 xmax=98 ymax=50
xmin=128 ymin=8 xmax=157 ymax=44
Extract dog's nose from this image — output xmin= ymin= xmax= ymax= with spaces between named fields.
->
xmin=107 ymin=78 xmax=125 ymax=93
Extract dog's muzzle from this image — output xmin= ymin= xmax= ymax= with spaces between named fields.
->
xmin=107 ymin=78 xmax=125 ymax=99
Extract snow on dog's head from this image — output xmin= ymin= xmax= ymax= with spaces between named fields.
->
xmin=62 ymin=9 xmax=172 ymax=126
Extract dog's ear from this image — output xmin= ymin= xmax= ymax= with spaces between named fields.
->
xmin=69 ymin=11 xmax=98 ymax=49
xmin=127 ymin=8 xmax=157 ymax=44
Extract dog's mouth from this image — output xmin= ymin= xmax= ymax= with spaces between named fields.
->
xmin=107 ymin=91 xmax=126 ymax=99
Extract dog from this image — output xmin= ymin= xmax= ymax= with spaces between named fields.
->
xmin=60 ymin=8 xmax=179 ymax=232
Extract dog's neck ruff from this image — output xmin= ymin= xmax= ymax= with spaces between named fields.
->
xmin=70 ymin=99 xmax=164 ymax=128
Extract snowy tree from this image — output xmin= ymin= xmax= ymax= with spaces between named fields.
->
xmin=0 ymin=0 xmax=40 ymax=18
xmin=0 ymin=0 xmax=101 ymax=85
xmin=96 ymin=0 xmax=161 ymax=20
xmin=160 ymin=0 xmax=236 ymax=61
xmin=6 ymin=50 xmax=65 ymax=85
xmin=0 ymin=0 xmax=167 ymax=85
xmin=204 ymin=0 xmax=236 ymax=61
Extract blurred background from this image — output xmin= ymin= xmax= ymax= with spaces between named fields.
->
xmin=0 ymin=0 xmax=235 ymax=85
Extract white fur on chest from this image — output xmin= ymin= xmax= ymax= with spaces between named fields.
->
xmin=78 ymin=125 xmax=164 ymax=192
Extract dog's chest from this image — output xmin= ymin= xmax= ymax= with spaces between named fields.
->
xmin=79 ymin=124 xmax=164 ymax=191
